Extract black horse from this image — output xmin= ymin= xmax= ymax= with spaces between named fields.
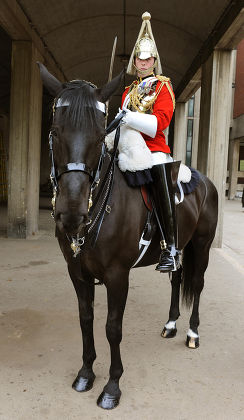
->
xmin=38 ymin=63 xmax=218 ymax=409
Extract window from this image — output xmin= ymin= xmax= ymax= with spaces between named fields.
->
xmin=185 ymin=96 xmax=195 ymax=166
xmin=188 ymin=97 xmax=195 ymax=117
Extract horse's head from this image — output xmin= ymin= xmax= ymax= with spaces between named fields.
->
xmin=38 ymin=63 xmax=123 ymax=235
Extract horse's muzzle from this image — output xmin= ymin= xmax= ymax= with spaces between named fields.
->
xmin=56 ymin=212 xmax=89 ymax=235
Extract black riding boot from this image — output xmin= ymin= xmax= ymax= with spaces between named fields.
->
xmin=150 ymin=161 xmax=181 ymax=273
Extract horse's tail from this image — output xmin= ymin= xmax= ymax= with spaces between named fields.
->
xmin=181 ymin=240 xmax=195 ymax=307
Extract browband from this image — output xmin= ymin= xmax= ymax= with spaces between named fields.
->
xmin=55 ymin=98 xmax=106 ymax=114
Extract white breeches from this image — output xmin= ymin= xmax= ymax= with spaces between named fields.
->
xmin=151 ymin=152 xmax=173 ymax=166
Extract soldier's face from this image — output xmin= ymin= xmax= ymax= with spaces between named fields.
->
xmin=135 ymin=57 xmax=155 ymax=77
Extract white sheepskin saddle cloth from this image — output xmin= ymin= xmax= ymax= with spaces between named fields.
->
xmin=105 ymin=126 xmax=191 ymax=184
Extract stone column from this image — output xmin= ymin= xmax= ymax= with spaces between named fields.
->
xmin=26 ymin=45 xmax=43 ymax=237
xmin=197 ymin=49 xmax=235 ymax=247
xmin=228 ymin=139 xmax=240 ymax=199
xmin=8 ymin=41 xmax=43 ymax=238
xmin=173 ymin=102 xmax=187 ymax=163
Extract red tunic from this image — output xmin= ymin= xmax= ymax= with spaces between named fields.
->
xmin=121 ymin=81 xmax=174 ymax=153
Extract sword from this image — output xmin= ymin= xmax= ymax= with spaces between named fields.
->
xmin=105 ymin=36 xmax=117 ymax=128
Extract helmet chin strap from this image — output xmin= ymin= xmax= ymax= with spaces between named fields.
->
xmin=133 ymin=62 xmax=156 ymax=76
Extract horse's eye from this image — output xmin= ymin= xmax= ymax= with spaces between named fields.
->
xmin=51 ymin=129 xmax=58 ymax=137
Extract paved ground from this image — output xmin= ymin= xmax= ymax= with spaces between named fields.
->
xmin=0 ymin=198 xmax=243 ymax=420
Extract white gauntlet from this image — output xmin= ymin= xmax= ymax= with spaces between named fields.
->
xmin=123 ymin=109 xmax=157 ymax=138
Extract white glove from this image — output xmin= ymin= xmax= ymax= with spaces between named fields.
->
xmin=115 ymin=108 xmax=122 ymax=119
xmin=123 ymin=109 xmax=157 ymax=138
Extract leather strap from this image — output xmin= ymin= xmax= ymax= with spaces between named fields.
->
xmin=57 ymin=163 xmax=94 ymax=179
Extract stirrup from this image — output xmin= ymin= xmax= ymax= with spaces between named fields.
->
xmin=155 ymin=249 xmax=180 ymax=273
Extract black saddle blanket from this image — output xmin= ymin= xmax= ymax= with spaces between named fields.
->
xmin=180 ymin=168 xmax=200 ymax=195
xmin=123 ymin=167 xmax=200 ymax=195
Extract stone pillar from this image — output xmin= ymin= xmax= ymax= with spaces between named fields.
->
xmin=26 ymin=45 xmax=43 ymax=237
xmin=173 ymin=102 xmax=187 ymax=163
xmin=228 ymin=139 xmax=240 ymax=199
xmin=197 ymin=49 xmax=235 ymax=247
xmin=8 ymin=41 xmax=43 ymax=238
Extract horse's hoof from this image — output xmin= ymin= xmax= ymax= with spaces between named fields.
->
xmin=161 ymin=321 xmax=177 ymax=338
xmin=97 ymin=391 xmax=121 ymax=410
xmin=161 ymin=326 xmax=177 ymax=338
xmin=72 ymin=375 xmax=95 ymax=392
xmin=186 ymin=335 xmax=199 ymax=349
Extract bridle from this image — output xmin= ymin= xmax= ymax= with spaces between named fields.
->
xmin=49 ymin=96 xmax=125 ymax=256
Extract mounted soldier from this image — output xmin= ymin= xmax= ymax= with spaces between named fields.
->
xmin=118 ymin=12 xmax=180 ymax=272
xmin=38 ymin=10 xmax=218 ymax=404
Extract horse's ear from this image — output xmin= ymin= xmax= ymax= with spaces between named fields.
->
xmin=96 ymin=70 xmax=124 ymax=103
xmin=37 ymin=62 xmax=63 ymax=97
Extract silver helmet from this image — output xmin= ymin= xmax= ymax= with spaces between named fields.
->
xmin=135 ymin=33 xmax=157 ymax=60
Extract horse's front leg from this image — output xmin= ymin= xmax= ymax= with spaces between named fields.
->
xmin=68 ymin=266 xmax=96 ymax=392
xmin=161 ymin=268 xmax=182 ymax=338
xmin=97 ymin=268 xmax=129 ymax=410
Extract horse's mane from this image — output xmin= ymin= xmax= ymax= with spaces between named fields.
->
xmin=57 ymin=80 xmax=104 ymax=132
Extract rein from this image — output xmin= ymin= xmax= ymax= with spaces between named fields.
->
xmin=49 ymin=105 xmax=125 ymax=256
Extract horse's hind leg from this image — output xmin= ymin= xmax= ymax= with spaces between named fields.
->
xmin=161 ymin=267 xmax=182 ymax=338
xmin=68 ymin=266 xmax=96 ymax=392
xmin=97 ymin=268 xmax=129 ymax=410
xmin=186 ymin=273 xmax=204 ymax=349
xmin=183 ymin=238 xmax=212 ymax=349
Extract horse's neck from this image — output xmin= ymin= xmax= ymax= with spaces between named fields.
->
xmin=96 ymin=153 xmax=140 ymax=203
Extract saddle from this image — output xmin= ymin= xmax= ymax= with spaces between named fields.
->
xmin=140 ymin=167 xmax=200 ymax=211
